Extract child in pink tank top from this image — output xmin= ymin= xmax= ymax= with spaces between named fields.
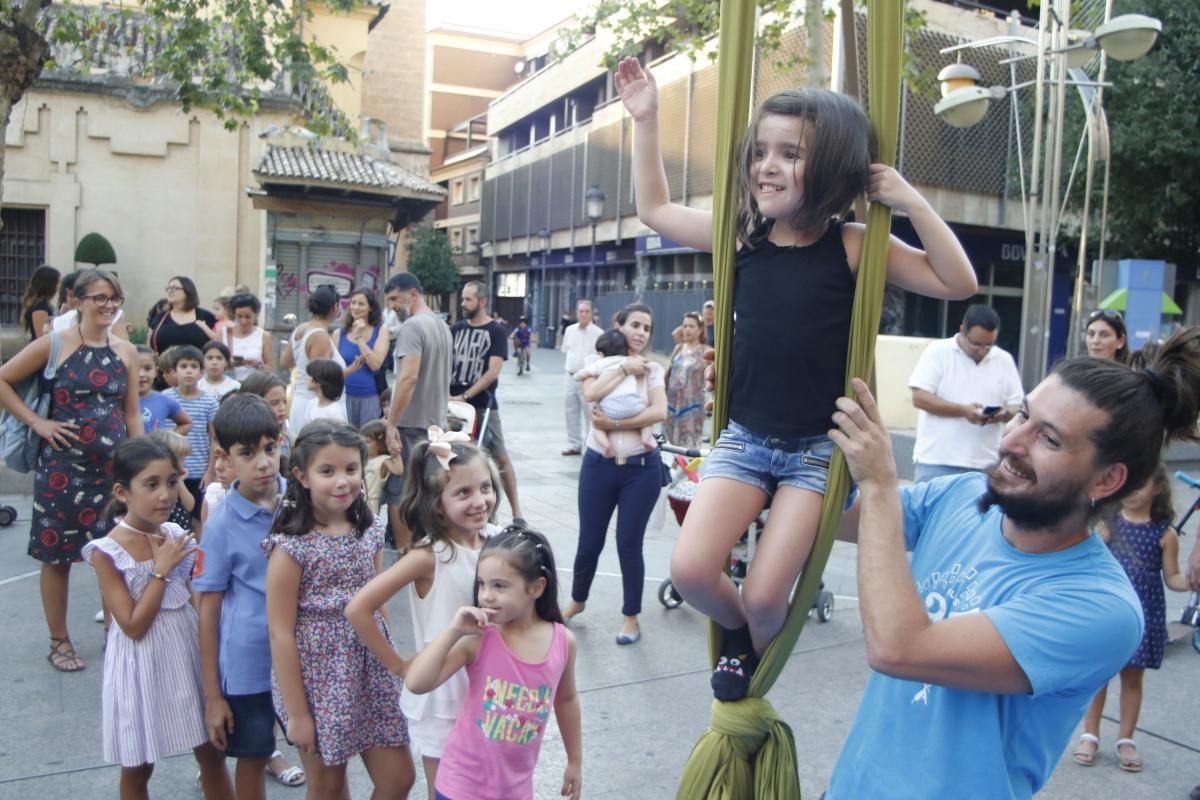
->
xmin=405 ymin=526 xmax=582 ymax=800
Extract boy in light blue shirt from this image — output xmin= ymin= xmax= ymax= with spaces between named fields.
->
xmin=194 ymin=393 xmax=285 ymax=797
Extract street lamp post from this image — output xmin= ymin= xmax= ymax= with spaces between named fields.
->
xmin=933 ymin=5 xmax=1161 ymax=385
xmin=538 ymin=227 xmax=551 ymax=345
xmin=585 ymin=184 xmax=605 ymax=301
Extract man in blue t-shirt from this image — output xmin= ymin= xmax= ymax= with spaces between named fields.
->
xmin=824 ymin=363 xmax=1152 ymax=799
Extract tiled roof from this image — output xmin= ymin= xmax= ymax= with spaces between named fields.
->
xmin=254 ymin=146 xmax=447 ymax=200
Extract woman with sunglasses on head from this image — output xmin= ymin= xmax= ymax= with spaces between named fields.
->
xmin=149 ymin=276 xmax=219 ymax=361
xmin=1086 ymin=309 xmax=1129 ymax=364
xmin=0 ymin=269 xmax=143 ymax=673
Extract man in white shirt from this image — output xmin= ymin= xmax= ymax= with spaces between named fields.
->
xmin=559 ymin=299 xmax=602 ymax=455
xmin=908 ymin=304 xmax=1023 ymax=483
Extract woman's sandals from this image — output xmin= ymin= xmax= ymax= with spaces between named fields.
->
xmin=1116 ymin=738 xmax=1143 ymax=773
xmin=47 ymin=637 xmax=85 ymax=672
xmin=1071 ymin=733 xmax=1099 ymax=766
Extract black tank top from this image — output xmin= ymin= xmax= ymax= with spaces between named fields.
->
xmin=728 ymin=221 xmax=856 ymax=438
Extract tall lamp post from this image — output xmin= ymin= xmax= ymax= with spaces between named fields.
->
xmin=585 ymin=184 xmax=606 ymax=301
xmin=537 ymin=227 xmax=551 ymax=345
xmin=933 ymin=5 xmax=1161 ymax=385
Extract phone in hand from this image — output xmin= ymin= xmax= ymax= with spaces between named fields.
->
xmin=232 ymin=355 xmax=245 ymax=365
xmin=981 ymin=405 xmax=1002 ymax=417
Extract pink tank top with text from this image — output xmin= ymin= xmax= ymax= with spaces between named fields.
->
xmin=434 ymin=622 xmax=569 ymax=800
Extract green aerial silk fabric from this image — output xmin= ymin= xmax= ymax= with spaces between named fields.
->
xmin=676 ymin=2 xmax=904 ymax=797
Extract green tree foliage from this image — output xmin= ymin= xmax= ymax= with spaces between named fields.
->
xmin=74 ymin=231 xmax=116 ymax=265
xmin=0 ymin=0 xmax=359 ymax=207
xmin=556 ymin=1 xmax=926 ymax=76
xmin=1091 ymin=0 xmax=1199 ymax=270
xmin=405 ymin=225 xmax=460 ymax=298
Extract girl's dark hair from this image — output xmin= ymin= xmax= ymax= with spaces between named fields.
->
xmin=1086 ymin=309 xmax=1129 ymax=364
xmin=475 ymin=525 xmax=563 ymax=624
xmin=239 ymin=369 xmax=286 ymax=398
xmin=681 ymin=310 xmax=706 ymax=345
xmin=613 ymin=303 xmax=653 ymax=330
xmin=734 ymin=89 xmax=874 ymax=247
xmin=230 ymin=292 xmax=261 ymax=316
xmin=104 ymin=437 xmax=180 ymax=522
xmin=1053 ymin=325 xmax=1200 ymax=513
xmin=22 ymin=265 xmax=60 ymax=322
xmin=274 ymin=419 xmax=373 ymax=537
xmin=342 ymin=288 xmax=382 ymax=333
xmin=595 ymin=329 xmax=629 ymax=359
xmin=58 ymin=270 xmax=80 ymax=308
xmin=170 ymin=275 xmax=200 ymax=311
xmin=308 ymin=285 xmax=339 ymax=318
xmin=306 ymin=358 xmax=345 ymax=402
xmin=1127 ymin=341 xmax=1159 ymax=371
xmin=398 ymin=439 xmax=490 ymax=555
xmin=361 ymin=419 xmax=387 ymax=451
xmin=202 ymin=340 xmax=231 ymax=362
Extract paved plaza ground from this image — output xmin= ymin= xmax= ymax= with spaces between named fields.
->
xmin=0 ymin=346 xmax=1197 ymax=798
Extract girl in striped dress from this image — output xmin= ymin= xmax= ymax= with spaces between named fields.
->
xmin=83 ymin=438 xmax=232 ymax=799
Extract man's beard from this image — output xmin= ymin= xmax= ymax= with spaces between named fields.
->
xmin=977 ymin=461 xmax=1091 ymax=530
xmin=461 ymin=306 xmax=479 ymax=321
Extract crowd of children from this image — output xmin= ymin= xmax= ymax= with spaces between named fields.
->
xmin=86 ymin=336 xmax=582 ymax=800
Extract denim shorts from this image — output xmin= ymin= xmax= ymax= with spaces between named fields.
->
xmin=702 ymin=420 xmax=835 ymax=498
xmin=222 ymin=691 xmax=278 ymax=759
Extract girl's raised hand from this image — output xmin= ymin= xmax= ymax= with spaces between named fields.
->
xmin=615 ymin=57 xmax=658 ymax=122
xmin=450 ymin=606 xmax=495 ymax=637
xmin=867 ymin=164 xmax=926 ymax=215
xmin=150 ymin=531 xmax=198 ymax=576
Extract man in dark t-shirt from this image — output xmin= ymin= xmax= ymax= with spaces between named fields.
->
xmin=450 ymin=281 xmax=525 ymax=524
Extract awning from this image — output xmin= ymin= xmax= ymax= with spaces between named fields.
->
xmin=1098 ymin=287 xmax=1183 ymax=316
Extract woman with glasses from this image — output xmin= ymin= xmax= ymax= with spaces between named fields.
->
xmin=148 ymin=277 xmax=219 ymax=363
xmin=0 ymin=269 xmax=143 ymax=672
xmin=1086 ymin=309 xmax=1130 ymax=363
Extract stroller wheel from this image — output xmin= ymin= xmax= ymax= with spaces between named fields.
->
xmin=658 ymin=578 xmax=684 ymax=609
xmin=1192 ymin=628 xmax=1200 ymax=654
xmin=0 ymin=505 xmax=17 ymax=527
xmin=816 ymin=590 xmax=834 ymax=623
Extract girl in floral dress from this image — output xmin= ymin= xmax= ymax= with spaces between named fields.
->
xmin=265 ymin=419 xmax=414 ymax=797
xmin=663 ymin=311 xmax=707 ymax=450
xmin=0 ymin=269 xmax=142 ymax=672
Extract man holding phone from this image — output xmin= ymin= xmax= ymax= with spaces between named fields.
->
xmin=908 ymin=304 xmax=1023 ymax=484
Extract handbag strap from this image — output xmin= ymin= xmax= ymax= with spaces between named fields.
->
xmin=149 ymin=311 xmax=170 ymax=353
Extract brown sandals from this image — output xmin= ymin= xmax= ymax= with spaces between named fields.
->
xmin=47 ymin=636 xmax=85 ymax=672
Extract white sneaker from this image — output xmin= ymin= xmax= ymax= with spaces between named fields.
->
xmin=94 ymin=609 xmax=104 ymax=623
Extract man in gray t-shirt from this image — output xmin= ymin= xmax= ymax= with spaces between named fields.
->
xmin=383 ymin=273 xmax=451 ymax=547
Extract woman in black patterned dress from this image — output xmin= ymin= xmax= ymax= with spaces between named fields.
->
xmin=0 ymin=270 xmax=142 ymax=672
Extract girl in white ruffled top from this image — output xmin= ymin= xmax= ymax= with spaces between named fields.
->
xmin=83 ymin=437 xmax=231 ymax=798
xmin=346 ymin=429 xmax=497 ymax=799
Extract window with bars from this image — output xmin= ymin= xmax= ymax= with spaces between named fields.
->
xmin=0 ymin=208 xmax=46 ymax=326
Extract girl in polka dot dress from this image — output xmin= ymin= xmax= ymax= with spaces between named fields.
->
xmin=265 ymin=419 xmax=414 ymax=796
xmin=1074 ymin=465 xmax=1189 ymax=772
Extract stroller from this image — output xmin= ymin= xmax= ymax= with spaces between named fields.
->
xmin=447 ymin=399 xmax=488 ymax=443
xmin=655 ymin=435 xmax=835 ymax=623
xmin=1172 ymin=471 xmax=1200 ymax=653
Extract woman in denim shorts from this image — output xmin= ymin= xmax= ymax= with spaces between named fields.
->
xmin=563 ymin=304 xmax=668 ymax=646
